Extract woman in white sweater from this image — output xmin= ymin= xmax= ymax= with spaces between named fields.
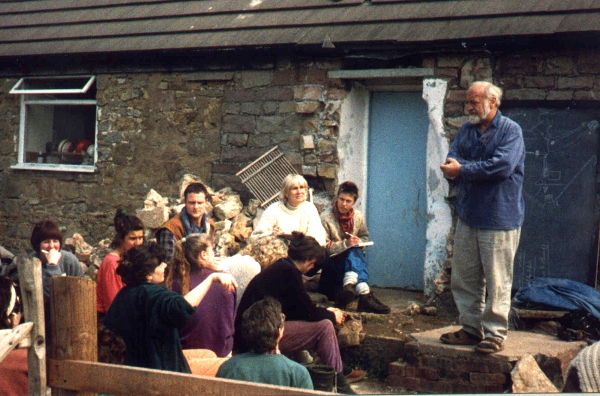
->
xmin=251 ymin=174 xmax=326 ymax=246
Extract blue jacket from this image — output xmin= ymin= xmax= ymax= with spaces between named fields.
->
xmin=448 ymin=110 xmax=525 ymax=229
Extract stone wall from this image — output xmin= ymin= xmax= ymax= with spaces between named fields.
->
xmin=0 ymin=58 xmax=350 ymax=255
xmin=1 ymin=48 xmax=600 ymax=266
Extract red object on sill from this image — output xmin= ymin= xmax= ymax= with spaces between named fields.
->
xmin=75 ymin=139 xmax=92 ymax=153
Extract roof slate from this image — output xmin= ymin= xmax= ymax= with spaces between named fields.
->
xmin=0 ymin=0 xmax=598 ymax=57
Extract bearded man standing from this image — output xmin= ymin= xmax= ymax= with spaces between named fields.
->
xmin=439 ymin=81 xmax=525 ymax=354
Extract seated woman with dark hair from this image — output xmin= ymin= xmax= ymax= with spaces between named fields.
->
xmin=29 ymin=220 xmax=84 ymax=297
xmin=234 ymin=232 xmax=360 ymax=394
xmin=103 ymin=242 xmax=236 ymax=374
xmin=217 ymin=297 xmax=313 ymax=390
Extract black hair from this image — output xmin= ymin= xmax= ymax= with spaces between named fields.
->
xmin=337 ymin=181 xmax=359 ymax=201
xmin=183 ymin=182 xmax=209 ymax=202
xmin=116 ymin=242 xmax=166 ymax=287
xmin=241 ymin=297 xmax=284 ymax=354
xmin=30 ymin=220 xmax=63 ymax=254
xmin=282 ymin=231 xmax=325 ymax=265
xmin=111 ymin=208 xmax=145 ymax=249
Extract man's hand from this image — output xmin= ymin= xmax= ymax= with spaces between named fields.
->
xmin=440 ymin=158 xmax=462 ymax=179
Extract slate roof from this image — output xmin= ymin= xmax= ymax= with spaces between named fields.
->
xmin=0 ymin=0 xmax=599 ymax=57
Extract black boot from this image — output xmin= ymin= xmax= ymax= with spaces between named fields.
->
xmin=357 ymin=292 xmax=390 ymax=314
xmin=336 ymin=371 xmax=357 ymax=394
xmin=334 ymin=284 xmax=355 ymax=309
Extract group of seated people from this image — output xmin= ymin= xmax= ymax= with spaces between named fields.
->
xmin=6 ymin=175 xmax=391 ymax=394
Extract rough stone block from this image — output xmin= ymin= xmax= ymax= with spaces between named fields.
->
xmin=220 ymin=147 xmax=266 ymax=163
xmin=438 ymin=56 xmax=465 ymax=68
xmin=241 ymin=102 xmax=263 ymax=115
xmin=523 ymin=76 xmax=555 ymax=89
xmin=223 ymin=102 xmax=240 ymax=115
xmin=317 ymin=139 xmax=336 ymax=153
xmin=422 ymin=380 xmax=453 ymax=394
xmin=496 ymin=76 xmax=523 ymax=90
xmin=419 ymin=367 xmax=440 ymax=381
xmin=295 ymin=101 xmax=320 ymax=114
xmin=256 ymin=115 xmax=285 ymax=134
xmin=325 ymin=88 xmax=348 ymax=100
xmin=546 ymin=90 xmax=574 ymax=101
xmin=262 ymin=101 xmax=278 ymax=115
xmin=144 ymin=188 xmax=168 ymax=208
xmin=241 ymin=71 xmax=272 ymax=89
xmin=306 ymin=69 xmax=327 ymax=85
xmin=437 ymin=68 xmax=459 ymax=78
xmin=214 ymin=219 xmax=232 ymax=233
xmin=222 ymin=115 xmax=256 ymax=133
xmin=446 ymin=89 xmax=467 ymax=102
xmin=245 ymin=199 xmax=260 ymax=217
xmin=223 ymin=89 xmax=255 ymax=102
xmin=511 ymin=354 xmax=559 ymax=393
xmin=459 ymin=58 xmax=493 ymax=88
xmin=226 ymin=133 xmax=248 ymax=147
xmin=557 ymin=76 xmax=594 ymax=90
xmin=573 ymin=90 xmax=600 ymax=100
xmin=273 ymin=69 xmax=297 ymax=86
xmin=388 ymin=361 xmax=406 ymax=377
xmin=213 ymin=199 xmax=243 ymax=221
xmin=294 ymin=86 xmax=322 ymax=101
xmin=135 ymin=206 xmax=169 ymax=229
xmin=278 ymin=101 xmax=297 ymax=114
xmin=504 ymin=88 xmax=546 ymax=101
xmin=397 ymin=376 xmax=421 ymax=391
xmin=578 ymin=50 xmax=600 ymax=73
xmin=545 ymin=56 xmax=576 ymax=75
xmin=387 ymin=374 xmax=404 ymax=387
xmin=301 ymin=135 xmax=315 ymax=150
xmin=259 ymin=87 xmax=294 ymax=101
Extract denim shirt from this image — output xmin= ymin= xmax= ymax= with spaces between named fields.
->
xmin=448 ymin=110 xmax=525 ymax=230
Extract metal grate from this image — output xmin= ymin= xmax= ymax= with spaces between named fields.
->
xmin=236 ymin=146 xmax=298 ymax=208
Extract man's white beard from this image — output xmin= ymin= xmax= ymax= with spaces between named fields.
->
xmin=468 ymin=100 xmax=491 ymax=124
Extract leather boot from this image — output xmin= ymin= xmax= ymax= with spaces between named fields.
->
xmin=357 ymin=292 xmax=390 ymax=314
xmin=335 ymin=284 xmax=355 ymax=309
xmin=335 ymin=371 xmax=357 ymax=394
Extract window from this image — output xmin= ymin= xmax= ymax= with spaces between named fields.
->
xmin=10 ymin=76 xmax=97 ymax=172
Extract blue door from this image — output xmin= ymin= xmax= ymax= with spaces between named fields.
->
xmin=366 ymin=92 xmax=429 ymax=289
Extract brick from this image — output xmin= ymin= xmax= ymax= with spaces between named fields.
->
xmin=278 ymin=101 xmax=297 ymax=114
xmin=486 ymin=385 xmax=505 ymax=393
xmin=496 ymin=76 xmax=522 ymax=90
xmin=241 ymin=70 xmax=272 ymax=89
xmin=422 ymin=380 xmax=453 ymax=394
xmin=454 ymin=381 xmax=486 ymax=394
xmin=240 ymin=102 xmax=263 ymax=115
xmin=325 ymin=88 xmax=348 ymax=100
xmin=419 ymin=367 xmax=440 ymax=381
xmin=262 ymin=101 xmax=278 ymax=115
xmin=438 ymin=368 xmax=460 ymax=381
xmin=485 ymin=373 xmax=508 ymax=385
xmin=470 ymin=372 xmax=493 ymax=386
xmin=398 ymin=376 xmax=421 ymax=391
xmin=226 ymin=133 xmax=248 ymax=147
xmin=573 ymin=90 xmax=600 ymax=100
xmin=388 ymin=361 xmax=407 ymax=377
xmin=295 ymin=101 xmax=320 ymax=114
xmin=387 ymin=375 xmax=404 ymax=387
xmin=256 ymin=115 xmax=285 ymax=134
xmin=578 ymin=50 xmax=600 ymax=73
xmin=223 ymin=89 xmax=254 ymax=102
xmin=495 ymin=55 xmax=543 ymax=75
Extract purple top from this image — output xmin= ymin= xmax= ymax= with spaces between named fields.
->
xmin=172 ymin=268 xmax=236 ymax=357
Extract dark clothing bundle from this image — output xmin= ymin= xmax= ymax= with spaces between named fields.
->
xmin=103 ymin=282 xmax=195 ymax=373
xmin=233 ymin=258 xmax=335 ymax=352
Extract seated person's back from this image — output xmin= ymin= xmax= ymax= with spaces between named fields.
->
xmin=217 ymin=297 xmax=312 ymax=390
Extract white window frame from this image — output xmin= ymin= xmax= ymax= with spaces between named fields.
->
xmin=10 ymin=75 xmax=98 ymax=173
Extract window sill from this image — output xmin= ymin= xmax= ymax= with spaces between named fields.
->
xmin=11 ymin=163 xmax=97 ymax=173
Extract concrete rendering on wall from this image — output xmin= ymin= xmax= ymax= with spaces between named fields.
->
xmin=336 ymin=78 xmax=451 ymax=297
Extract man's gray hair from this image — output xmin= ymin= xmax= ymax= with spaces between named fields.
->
xmin=470 ymin=81 xmax=503 ymax=107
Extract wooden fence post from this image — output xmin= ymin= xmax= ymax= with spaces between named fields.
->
xmin=49 ymin=276 xmax=97 ymax=396
xmin=16 ymin=256 xmax=46 ymax=396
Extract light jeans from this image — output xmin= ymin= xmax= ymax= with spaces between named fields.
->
xmin=451 ymin=220 xmax=521 ymax=341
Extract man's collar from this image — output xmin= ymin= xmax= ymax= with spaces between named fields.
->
xmin=490 ymin=109 xmax=502 ymax=128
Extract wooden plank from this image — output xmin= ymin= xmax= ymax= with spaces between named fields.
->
xmin=48 ymin=359 xmax=333 ymax=396
xmin=49 ymin=276 xmax=97 ymax=396
xmin=0 ymin=322 xmax=33 ymax=361
xmin=16 ymin=256 xmax=46 ymax=396
xmin=328 ymin=68 xmax=434 ymax=79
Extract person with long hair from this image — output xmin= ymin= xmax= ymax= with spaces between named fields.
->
xmin=103 ymin=242 xmax=236 ymax=374
xmin=165 ymin=233 xmax=236 ymax=357
xmin=29 ymin=220 xmax=84 ymax=297
xmin=97 ymin=209 xmax=145 ymax=315
xmin=0 ymin=276 xmax=27 ymax=396
xmin=234 ymin=232 xmax=360 ymax=394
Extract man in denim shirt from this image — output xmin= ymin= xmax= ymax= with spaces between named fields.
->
xmin=439 ymin=81 xmax=525 ymax=354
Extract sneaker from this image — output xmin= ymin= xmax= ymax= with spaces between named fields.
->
xmin=357 ymin=292 xmax=391 ymax=314
xmin=335 ymin=284 xmax=355 ymax=309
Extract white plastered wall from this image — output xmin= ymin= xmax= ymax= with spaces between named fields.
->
xmin=336 ymin=78 xmax=451 ymax=297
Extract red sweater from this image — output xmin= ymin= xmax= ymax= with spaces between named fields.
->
xmin=97 ymin=253 xmax=125 ymax=313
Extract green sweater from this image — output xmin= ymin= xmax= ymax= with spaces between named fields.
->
xmin=217 ymin=352 xmax=313 ymax=390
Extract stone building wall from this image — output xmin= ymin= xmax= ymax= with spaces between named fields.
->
xmin=1 ymin=48 xmax=600 ymax=269
xmin=0 ymin=57 xmax=350 ymax=255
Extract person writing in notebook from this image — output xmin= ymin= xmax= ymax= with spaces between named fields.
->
xmin=319 ymin=181 xmax=389 ymax=314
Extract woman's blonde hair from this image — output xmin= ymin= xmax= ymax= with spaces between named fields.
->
xmin=279 ymin=174 xmax=309 ymax=203
xmin=241 ymin=236 xmax=288 ymax=270
xmin=165 ymin=233 xmax=212 ymax=295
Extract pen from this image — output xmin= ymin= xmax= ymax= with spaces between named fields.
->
xmin=345 ymin=232 xmax=356 ymax=238
xmin=41 ymin=249 xmax=49 ymax=254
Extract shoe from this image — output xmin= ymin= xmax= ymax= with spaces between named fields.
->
xmin=335 ymin=371 xmax=357 ymax=394
xmin=335 ymin=284 xmax=355 ymax=309
xmin=440 ymin=329 xmax=481 ymax=345
xmin=475 ymin=337 xmax=504 ymax=354
xmin=357 ymin=292 xmax=391 ymax=314
xmin=345 ymin=369 xmax=366 ymax=384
